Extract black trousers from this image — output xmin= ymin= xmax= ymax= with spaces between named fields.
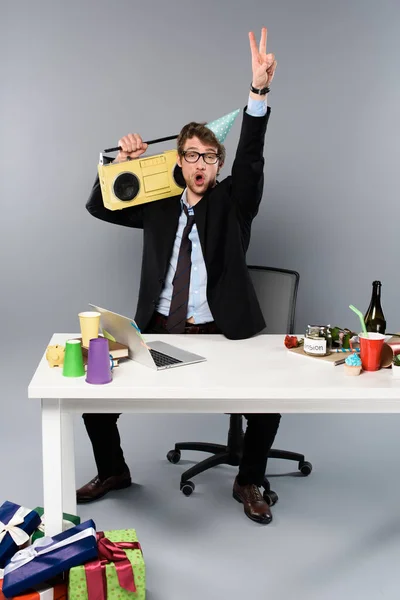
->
xmin=82 ymin=314 xmax=281 ymax=486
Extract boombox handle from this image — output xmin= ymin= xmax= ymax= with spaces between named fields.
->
xmin=103 ymin=134 xmax=178 ymax=154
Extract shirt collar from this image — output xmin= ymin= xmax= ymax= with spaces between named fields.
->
xmin=180 ymin=181 xmax=219 ymax=211
xmin=180 ymin=188 xmax=190 ymax=210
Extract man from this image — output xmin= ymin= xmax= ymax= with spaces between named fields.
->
xmin=79 ymin=27 xmax=280 ymax=525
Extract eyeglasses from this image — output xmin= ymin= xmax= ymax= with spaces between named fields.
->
xmin=182 ymin=151 xmax=220 ymax=165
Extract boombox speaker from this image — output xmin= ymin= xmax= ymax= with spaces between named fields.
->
xmin=98 ymin=148 xmax=185 ymax=211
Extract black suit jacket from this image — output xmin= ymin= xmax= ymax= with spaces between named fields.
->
xmin=86 ymin=106 xmax=271 ymax=340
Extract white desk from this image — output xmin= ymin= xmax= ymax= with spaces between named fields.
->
xmin=28 ymin=333 xmax=400 ymax=536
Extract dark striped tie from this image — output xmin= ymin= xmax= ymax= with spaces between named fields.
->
xmin=166 ymin=204 xmax=195 ymax=333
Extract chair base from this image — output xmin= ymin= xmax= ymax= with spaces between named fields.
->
xmin=167 ymin=415 xmax=312 ymax=498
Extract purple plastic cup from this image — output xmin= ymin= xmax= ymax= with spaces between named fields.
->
xmin=86 ymin=337 xmax=113 ymax=385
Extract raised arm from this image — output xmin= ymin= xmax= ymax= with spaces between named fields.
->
xmin=231 ymin=27 xmax=277 ymax=226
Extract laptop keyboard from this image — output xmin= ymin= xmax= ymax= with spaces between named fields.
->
xmin=149 ymin=348 xmax=183 ymax=368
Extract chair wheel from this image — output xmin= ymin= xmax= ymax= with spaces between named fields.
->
xmin=180 ymin=481 xmax=195 ymax=496
xmin=167 ymin=449 xmax=181 ymax=464
xmin=299 ymin=460 xmax=312 ymax=476
xmin=263 ymin=490 xmax=278 ymax=506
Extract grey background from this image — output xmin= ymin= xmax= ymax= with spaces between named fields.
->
xmin=1 ymin=1 xmax=400 ymax=599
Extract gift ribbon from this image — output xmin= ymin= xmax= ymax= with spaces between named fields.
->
xmin=3 ymin=527 xmax=96 ymax=575
xmin=84 ymin=532 xmax=142 ymax=600
xmin=0 ymin=506 xmax=32 ymax=546
xmin=37 ymin=517 xmax=75 ymax=534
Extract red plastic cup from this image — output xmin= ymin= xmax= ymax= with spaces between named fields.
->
xmin=359 ymin=332 xmax=385 ymax=371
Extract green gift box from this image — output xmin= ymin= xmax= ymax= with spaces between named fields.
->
xmin=68 ymin=529 xmax=145 ymax=600
xmin=31 ymin=506 xmax=80 ymax=541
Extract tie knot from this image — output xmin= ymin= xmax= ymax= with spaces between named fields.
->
xmin=183 ymin=203 xmax=195 ymax=227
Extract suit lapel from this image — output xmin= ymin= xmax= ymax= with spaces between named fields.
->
xmin=154 ymin=195 xmax=182 ymax=265
xmin=161 ymin=194 xmax=182 ymax=236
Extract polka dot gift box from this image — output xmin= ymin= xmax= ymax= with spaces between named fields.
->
xmin=68 ymin=529 xmax=145 ymax=600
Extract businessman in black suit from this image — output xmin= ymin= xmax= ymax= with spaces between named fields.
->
xmin=78 ymin=28 xmax=280 ymax=524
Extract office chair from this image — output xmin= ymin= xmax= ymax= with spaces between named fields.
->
xmin=166 ymin=265 xmax=312 ymax=503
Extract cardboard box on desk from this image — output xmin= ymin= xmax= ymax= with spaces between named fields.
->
xmin=2 ymin=520 xmax=97 ymax=598
xmin=31 ymin=508 xmax=80 ymax=543
xmin=0 ymin=578 xmax=67 ymax=600
xmin=69 ymin=529 xmax=145 ymax=600
xmin=0 ymin=502 xmax=41 ymax=569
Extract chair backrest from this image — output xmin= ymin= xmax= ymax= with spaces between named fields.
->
xmin=247 ymin=265 xmax=299 ymax=335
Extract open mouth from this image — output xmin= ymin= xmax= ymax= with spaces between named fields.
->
xmin=194 ymin=173 xmax=205 ymax=186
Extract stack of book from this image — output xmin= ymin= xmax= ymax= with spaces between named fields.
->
xmin=75 ymin=337 xmax=129 ymax=367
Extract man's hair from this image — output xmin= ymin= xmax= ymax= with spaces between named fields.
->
xmin=177 ymin=122 xmax=226 ymax=164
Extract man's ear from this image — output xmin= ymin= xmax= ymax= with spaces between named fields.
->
xmin=177 ymin=154 xmax=182 ymax=167
xmin=217 ymin=161 xmax=224 ymax=176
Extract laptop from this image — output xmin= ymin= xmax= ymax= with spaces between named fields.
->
xmin=88 ymin=304 xmax=207 ymax=370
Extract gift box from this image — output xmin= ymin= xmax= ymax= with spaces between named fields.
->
xmin=0 ymin=502 xmax=41 ymax=569
xmin=2 ymin=520 xmax=97 ymax=597
xmin=69 ymin=529 xmax=145 ymax=600
xmin=31 ymin=508 xmax=80 ymax=542
xmin=0 ymin=578 xmax=67 ymax=600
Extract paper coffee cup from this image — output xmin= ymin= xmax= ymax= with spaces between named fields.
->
xmin=63 ymin=340 xmax=85 ymax=377
xmin=78 ymin=311 xmax=100 ymax=347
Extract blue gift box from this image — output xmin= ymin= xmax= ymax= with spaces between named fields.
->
xmin=0 ymin=501 xmax=41 ymax=569
xmin=2 ymin=519 xmax=97 ymax=597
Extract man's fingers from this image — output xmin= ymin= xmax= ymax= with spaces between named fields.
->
xmin=267 ymin=60 xmax=277 ymax=83
xmin=118 ymin=133 xmax=142 ymax=153
xmin=259 ymin=27 xmax=267 ymax=55
xmin=118 ymin=138 xmax=128 ymax=153
xmin=116 ymin=135 xmax=148 ymax=162
xmin=248 ymin=31 xmax=259 ymax=59
xmin=118 ymin=135 xmax=133 ymax=153
xmin=267 ymin=59 xmax=277 ymax=74
xmin=133 ymin=133 xmax=143 ymax=150
xmin=263 ymin=52 xmax=275 ymax=69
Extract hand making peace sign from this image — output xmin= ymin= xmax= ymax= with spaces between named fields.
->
xmin=249 ymin=27 xmax=277 ymax=91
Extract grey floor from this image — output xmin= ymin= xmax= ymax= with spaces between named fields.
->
xmin=3 ymin=372 xmax=400 ymax=599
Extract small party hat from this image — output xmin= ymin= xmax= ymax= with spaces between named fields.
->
xmin=206 ymin=109 xmax=240 ymax=143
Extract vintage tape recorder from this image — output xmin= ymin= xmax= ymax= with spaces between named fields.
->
xmin=98 ymin=142 xmax=185 ymax=211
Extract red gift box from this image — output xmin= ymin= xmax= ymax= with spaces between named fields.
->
xmin=0 ymin=579 xmax=67 ymax=600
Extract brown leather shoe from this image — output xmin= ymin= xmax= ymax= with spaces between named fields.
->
xmin=232 ymin=477 xmax=272 ymax=524
xmin=76 ymin=469 xmax=132 ymax=504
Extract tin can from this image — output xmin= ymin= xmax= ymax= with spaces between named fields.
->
xmin=304 ymin=325 xmax=332 ymax=356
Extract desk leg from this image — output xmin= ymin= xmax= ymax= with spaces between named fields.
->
xmin=42 ymin=398 xmax=63 ymax=536
xmin=61 ymin=411 xmax=76 ymax=516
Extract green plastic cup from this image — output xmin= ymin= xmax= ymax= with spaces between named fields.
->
xmin=62 ymin=339 xmax=85 ymax=377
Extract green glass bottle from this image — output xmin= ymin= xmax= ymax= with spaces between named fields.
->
xmin=364 ymin=280 xmax=386 ymax=334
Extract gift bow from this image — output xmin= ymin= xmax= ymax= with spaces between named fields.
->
xmin=0 ymin=506 xmax=32 ymax=546
xmin=4 ymin=527 xmax=96 ymax=575
xmin=84 ymin=532 xmax=142 ymax=600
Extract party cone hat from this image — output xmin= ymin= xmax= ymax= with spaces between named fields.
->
xmin=206 ymin=109 xmax=240 ymax=143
